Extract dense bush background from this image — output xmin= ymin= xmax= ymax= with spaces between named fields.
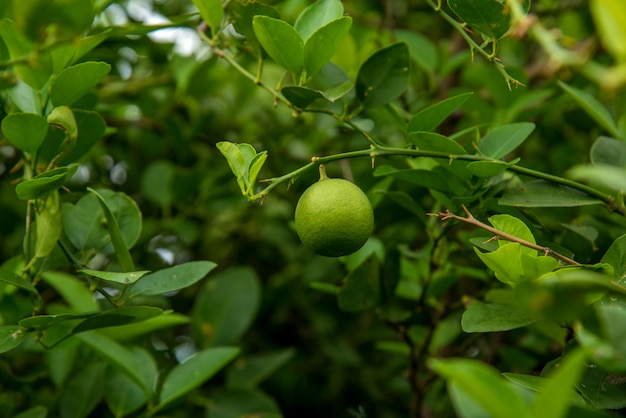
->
xmin=1 ymin=0 xmax=625 ymax=417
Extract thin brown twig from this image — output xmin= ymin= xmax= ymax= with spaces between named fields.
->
xmin=428 ymin=205 xmax=580 ymax=265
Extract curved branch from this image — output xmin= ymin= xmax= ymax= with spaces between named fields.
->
xmin=253 ymin=146 xmax=625 ymax=216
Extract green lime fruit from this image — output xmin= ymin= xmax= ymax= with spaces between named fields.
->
xmin=295 ymin=177 xmax=374 ymax=257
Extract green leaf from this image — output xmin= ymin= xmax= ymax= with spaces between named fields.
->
xmin=500 ymin=180 xmax=603 ymax=207
xmin=303 ymin=16 xmax=351 ymax=77
xmin=88 ymin=188 xmax=135 ymax=272
xmin=282 ymin=82 xmax=352 ymax=109
xmin=338 ymin=256 xmax=381 ymax=312
xmin=192 ymin=0 xmax=223 ymax=34
xmin=127 ymin=260 xmax=217 ymax=299
xmin=567 ymin=164 xmax=626 ymax=194
xmin=282 ymin=86 xmax=325 ymax=108
xmin=156 ymin=347 xmax=240 ymax=410
xmin=478 ymin=122 xmax=535 ymax=159
xmin=20 ymin=307 xmax=161 ymax=337
xmin=596 ymin=305 xmax=626 ymax=363
xmin=0 ymin=325 xmax=26 ymax=353
xmin=294 ymin=0 xmax=344 ymax=41
xmin=76 ymin=332 xmax=154 ymax=396
xmin=322 ymin=79 xmax=352 ymax=101
xmin=228 ymin=2 xmax=279 ymax=55
xmin=217 ymin=142 xmax=267 ymax=198
xmin=50 ymin=61 xmax=111 ymax=107
xmin=226 ymin=348 xmax=295 ymax=389
xmin=310 ymin=281 xmax=340 ymax=295
xmin=408 ymin=131 xmax=471 ymax=180
xmin=47 ymin=106 xmax=77 ymax=150
xmin=41 ymin=271 xmax=99 ymax=313
xmin=408 ymin=92 xmax=473 ymax=133
xmin=591 ymin=136 xmax=626 ymax=166
xmin=590 ymin=0 xmax=626 ymax=63
xmin=140 ymin=160 xmax=176 ymax=206
xmin=601 ymin=235 xmax=626 ymax=281
xmin=559 ymin=82 xmax=622 ymax=139
xmin=467 ymin=160 xmax=510 ymax=177
xmin=447 ymin=0 xmax=511 ymax=40
xmin=382 ymin=191 xmax=428 ymax=223
xmin=461 ymin=302 xmax=536 ymax=332
xmin=447 ymin=382 xmax=491 ymax=418
xmin=356 ymin=42 xmax=410 ymax=108
xmin=20 ymin=313 xmax=95 ymax=331
xmin=8 ymin=80 xmax=39 ymax=114
xmin=12 ymin=406 xmax=48 ymax=418
xmin=104 ymin=366 xmax=148 ymax=417
xmin=59 ymin=361 xmax=105 ymax=418
xmin=0 ymin=269 xmax=37 ymax=294
xmin=15 ymin=165 xmax=78 ymax=200
xmin=58 ymin=110 xmax=107 ymax=165
xmin=34 ymin=190 xmax=62 ymax=259
xmin=503 ymin=373 xmax=587 ymax=407
xmin=217 ymin=141 xmax=252 ymax=186
xmin=408 ymin=131 xmax=466 ymax=154
xmin=577 ymin=359 xmax=626 ymax=409
xmin=72 ymin=306 xmax=163 ymax=335
xmin=520 ymin=254 xmax=560 ymax=282
xmin=474 ymin=244 xmax=525 ymax=285
xmin=72 ymin=29 xmax=111 ymax=65
xmin=0 ymin=18 xmax=52 ymax=88
xmin=252 ymin=16 xmax=303 ymax=74
xmin=99 ymin=312 xmax=190 ymax=341
xmin=489 ymin=213 xmax=536 ymax=248
xmin=206 ymin=390 xmax=282 ymax=418
xmin=1 ymin=112 xmax=49 ymax=154
xmin=429 ymin=358 xmax=528 ymax=418
xmin=374 ymin=165 xmax=451 ymax=193
xmin=63 ymin=189 xmax=142 ymax=255
xmin=532 ymin=349 xmax=587 ymax=418
xmin=192 ymin=266 xmax=261 ymax=347
xmin=79 ymin=269 xmax=150 ymax=285
xmin=396 ymin=29 xmax=438 ymax=74
xmin=248 ymin=152 xmax=268 ymax=196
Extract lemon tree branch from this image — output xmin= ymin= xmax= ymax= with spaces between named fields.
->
xmin=253 ymin=146 xmax=626 ymax=217
xmin=424 ymin=0 xmax=523 ymax=89
xmin=428 ymin=205 xmax=581 ymax=265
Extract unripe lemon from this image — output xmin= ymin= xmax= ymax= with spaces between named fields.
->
xmin=295 ymin=176 xmax=374 ymax=257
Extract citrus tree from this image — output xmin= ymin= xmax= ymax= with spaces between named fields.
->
xmin=1 ymin=0 xmax=626 ymax=417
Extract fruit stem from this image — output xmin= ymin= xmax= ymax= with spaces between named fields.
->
xmin=318 ymin=164 xmax=328 ymax=180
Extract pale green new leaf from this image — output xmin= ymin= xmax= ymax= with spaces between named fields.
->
xmin=47 ymin=106 xmax=77 ymax=150
xmin=590 ymin=0 xmax=626 ymax=63
xmin=34 ymin=190 xmax=62 ymax=259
